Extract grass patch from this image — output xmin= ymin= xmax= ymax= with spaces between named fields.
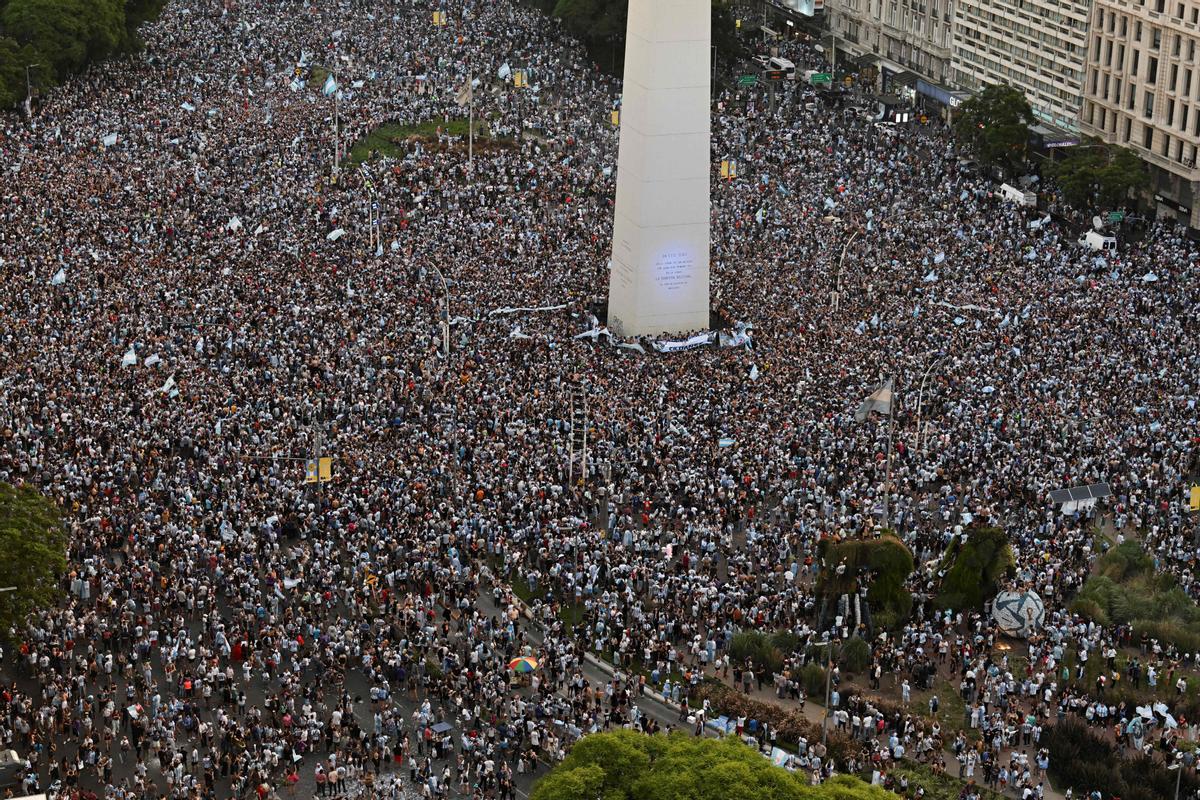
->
xmin=307 ymin=65 xmax=329 ymax=90
xmin=888 ymin=764 xmax=1007 ymax=800
xmin=348 ymin=118 xmax=505 ymax=164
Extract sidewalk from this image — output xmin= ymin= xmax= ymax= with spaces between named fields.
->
xmin=494 ymin=578 xmax=1067 ymax=799
xmin=689 ymin=667 xmax=1067 ymax=800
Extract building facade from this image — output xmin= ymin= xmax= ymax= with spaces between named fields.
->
xmin=826 ymin=0 xmax=956 ymax=85
xmin=1078 ymin=0 xmax=1200 ymax=227
xmin=950 ymin=0 xmax=1091 ymax=130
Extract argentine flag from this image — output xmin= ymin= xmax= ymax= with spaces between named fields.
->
xmin=322 ymin=74 xmax=337 ymax=96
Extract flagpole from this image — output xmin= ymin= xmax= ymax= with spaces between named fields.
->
xmin=333 ymin=69 xmax=340 ymax=175
xmin=883 ymin=376 xmax=895 ymax=532
xmin=468 ymin=72 xmax=474 ymax=167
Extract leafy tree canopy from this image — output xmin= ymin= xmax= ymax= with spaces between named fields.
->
xmin=0 ymin=0 xmax=166 ymax=108
xmin=953 ymin=83 xmax=1034 ymax=179
xmin=0 ymin=482 xmax=68 ymax=634
xmin=1050 ymin=139 xmax=1149 ymax=213
xmin=531 ymin=731 xmax=895 ymax=800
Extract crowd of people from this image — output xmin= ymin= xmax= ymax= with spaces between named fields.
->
xmin=1 ymin=0 xmax=1200 ymax=798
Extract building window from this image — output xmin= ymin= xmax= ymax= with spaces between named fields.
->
xmin=1144 ymin=126 xmax=1154 ymax=148
xmin=1168 ymin=98 xmax=1175 ymax=124
xmin=1149 ymin=57 xmax=1158 ymax=83
xmin=1132 ymin=50 xmax=1140 ymax=76
xmin=1124 ymin=117 xmax=1133 ymax=142
xmin=1182 ymin=104 xmax=1190 ymax=131
xmin=1153 ymin=29 xmax=1162 ymax=49
xmin=1162 ymin=133 xmax=1171 ymax=156
xmin=1145 ymin=90 xmax=1155 ymax=117
xmin=1186 ymin=69 xmax=1193 ymax=97
xmin=1171 ymin=64 xmax=1179 ymax=91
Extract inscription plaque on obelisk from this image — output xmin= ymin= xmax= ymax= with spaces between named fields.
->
xmin=607 ymin=0 xmax=711 ymax=338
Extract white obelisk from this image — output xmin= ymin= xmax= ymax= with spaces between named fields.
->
xmin=607 ymin=0 xmax=711 ymax=338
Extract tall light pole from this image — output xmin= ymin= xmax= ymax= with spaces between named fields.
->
xmin=809 ymin=639 xmax=836 ymax=748
xmin=430 ymin=265 xmax=451 ymax=358
xmin=24 ymin=64 xmax=39 ymax=119
xmin=915 ymin=354 xmax=946 ymax=455
xmin=1172 ymin=750 xmax=1196 ymax=800
xmin=832 ymin=226 xmax=861 ymax=311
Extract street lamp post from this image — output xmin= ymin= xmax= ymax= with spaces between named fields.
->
xmin=24 ymin=64 xmax=39 ymax=119
xmin=915 ymin=354 xmax=946 ymax=455
xmin=1172 ymin=750 xmax=1196 ymax=800
xmin=832 ymin=226 xmax=861 ymax=311
xmin=430 ymin=265 xmax=451 ymax=358
xmin=808 ymin=639 xmax=837 ymax=748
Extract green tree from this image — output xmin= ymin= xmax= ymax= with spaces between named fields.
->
xmin=546 ymin=729 xmax=652 ymax=799
xmin=0 ymin=482 xmax=68 ymax=633
xmin=528 ymin=762 xmax=607 ymax=800
xmin=1 ymin=0 xmax=127 ymax=81
xmin=953 ymin=84 xmax=1034 ymax=178
xmin=935 ymin=527 xmax=1014 ymax=612
xmin=533 ymin=731 xmax=895 ymax=800
xmin=0 ymin=0 xmax=167 ymax=108
xmin=553 ymin=0 xmax=626 ymax=44
xmin=550 ymin=0 xmax=744 ymax=74
xmin=1051 ymin=140 xmax=1149 ymax=212
xmin=0 ymin=36 xmax=32 ymax=108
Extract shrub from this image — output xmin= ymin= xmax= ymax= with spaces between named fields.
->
xmin=935 ymin=526 xmax=1014 ymax=611
xmin=1068 ymin=597 xmax=1108 ymax=626
xmin=770 ymin=629 xmax=800 ymax=655
xmin=872 ymin=609 xmax=899 ymax=632
xmin=1131 ymin=618 xmax=1200 ymax=654
xmin=728 ymin=631 xmax=767 ymax=666
xmin=692 ymin=679 xmax=854 ymax=765
xmin=1099 ymin=539 xmax=1153 ymax=580
xmin=889 ymin=764 xmax=1006 ymax=800
xmin=728 ymin=631 xmax=786 ymax=675
xmin=839 ymin=636 xmax=871 ymax=674
xmin=1043 ymin=719 xmax=1200 ymax=800
xmin=800 ymin=663 xmax=828 ymax=699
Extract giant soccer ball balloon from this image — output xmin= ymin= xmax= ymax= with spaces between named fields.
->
xmin=992 ymin=591 xmax=1045 ymax=638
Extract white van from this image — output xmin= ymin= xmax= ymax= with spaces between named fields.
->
xmin=1078 ymin=231 xmax=1117 ymax=252
xmin=998 ymin=183 xmax=1037 ymax=207
xmin=769 ymin=57 xmax=797 ymax=80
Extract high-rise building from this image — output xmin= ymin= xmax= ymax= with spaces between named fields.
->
xmin=950 ymin=0 xmax=1092 ymax=130
xmin=826 ymin=0 xmax=956 ymax=85
xmin=1078 ymin=0 xmax=1200 ymax=228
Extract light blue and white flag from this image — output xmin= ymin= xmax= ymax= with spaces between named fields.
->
xmin=322 ymin=74 xmax=337 ymax=96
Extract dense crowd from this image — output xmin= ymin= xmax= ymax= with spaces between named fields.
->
xmin=1 ymin=0 xmax=1200 ymax=799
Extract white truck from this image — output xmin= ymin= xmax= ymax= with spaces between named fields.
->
xmin=998 ymin=183 xmax=1037 ymax=207
xmin=1078 ymin=231 xmax=1117 ymax=252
